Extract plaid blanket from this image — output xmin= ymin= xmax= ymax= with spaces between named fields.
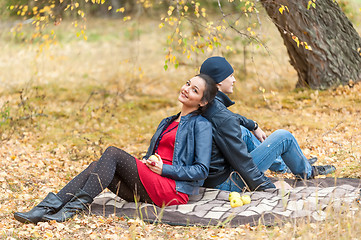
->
xmin=90 ymin=178 xmax=361 ymax=226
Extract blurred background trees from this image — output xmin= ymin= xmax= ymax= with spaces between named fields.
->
xmin=1 ymin=0 xmax=361 ymax=89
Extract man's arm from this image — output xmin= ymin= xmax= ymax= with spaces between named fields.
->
xmin=235 ymin=113 xmax=267 ymax=142
xmin=214 ymin=116 xmax=275 ymax=191
xmin=235 ymin=113 xmax=256 ymax=131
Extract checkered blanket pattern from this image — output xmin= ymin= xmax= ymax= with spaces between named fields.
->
xmin=90 ymin=178 xmax=361 ymax=226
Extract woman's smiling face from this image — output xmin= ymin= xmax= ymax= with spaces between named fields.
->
xmin=178 ymin=76 xmax=207 ymax=110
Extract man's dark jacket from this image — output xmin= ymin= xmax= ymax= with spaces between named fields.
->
xmin=203 ymin=91 xmax=275 ymax=191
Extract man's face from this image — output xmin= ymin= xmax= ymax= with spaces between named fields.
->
xmin=217 ymin=74 xmax=236 ymax=94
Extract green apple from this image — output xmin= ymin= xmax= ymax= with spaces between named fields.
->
xmin=240 ymin=195 xmax=251 ymax=205
xmin=148 ymin=155 xmax=159 ymax=162
xmin=230 ymin=197 xmax=243 ymax=208
xmin=228 ymin=192 xmax=241 ymax=201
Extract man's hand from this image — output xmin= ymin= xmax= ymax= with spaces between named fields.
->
xmin=253 ymin=127 xmax=267 ymax=142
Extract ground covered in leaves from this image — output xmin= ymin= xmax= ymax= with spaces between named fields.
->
xmin=1 ymin=16 xmax=361 ymax=239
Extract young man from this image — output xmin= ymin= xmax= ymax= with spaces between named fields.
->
xmin=200 ymin=56 xmax=336 ymax=191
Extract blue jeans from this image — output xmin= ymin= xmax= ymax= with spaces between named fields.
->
xmin=216 ymin=128 xmax=313 ymax=192
xmin=240 ymin=126 xmax=287 ymax=172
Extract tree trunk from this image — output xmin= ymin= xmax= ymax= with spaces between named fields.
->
xmin=260 ymin=0 xmax=361 ymax=89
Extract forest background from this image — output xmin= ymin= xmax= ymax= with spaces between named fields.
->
xmin=1 ymin=0 xmax=361 ymax=239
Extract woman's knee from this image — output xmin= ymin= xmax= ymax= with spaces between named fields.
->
xmin=103 ymin=146 xmax=133 ymax=161
xmin=104 ymin=146 xmax=119 ymax=153
xmin=103 ymin=146 xmax=125 ymax=157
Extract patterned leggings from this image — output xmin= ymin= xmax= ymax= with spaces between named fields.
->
xmin=56 ymin=146 xmax=153 ymax=204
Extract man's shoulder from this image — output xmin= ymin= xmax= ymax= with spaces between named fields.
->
xmin=205 ymin=101 xmax=238 ymax=125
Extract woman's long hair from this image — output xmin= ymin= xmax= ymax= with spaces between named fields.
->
xmin=191 ymin=73 xmax=218 ymax=116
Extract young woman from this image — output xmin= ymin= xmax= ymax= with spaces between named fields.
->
xmin=14 ymin=73 xmax=218 ymax=223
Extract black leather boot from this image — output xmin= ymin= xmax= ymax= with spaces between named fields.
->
xmin=14 ymin=192 xmax=63 ymax=224
xmin=42 ymin=189 xmax=93 ymax=222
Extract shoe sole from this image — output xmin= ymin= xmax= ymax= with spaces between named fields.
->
xmin=14 ymin=213 xmax=47 ymax=224
xmin=14 ymin=213 xmax=32 ymax=224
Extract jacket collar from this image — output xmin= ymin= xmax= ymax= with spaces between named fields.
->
xmin=215 ymin=91 xmax=235 ymax=108
xmin=165 ymin=112 xmax=180 ymax=122
xmin=165 ymin=112 xmax=193 ymax=123
xmin=203 ymin=91 xmax=234 ymax=120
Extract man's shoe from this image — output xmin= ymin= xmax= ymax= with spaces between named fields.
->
xmin=308 ymin=157 xmax=318 ymax=165
xmin=312 ymin=165 xmax=336 ymax=177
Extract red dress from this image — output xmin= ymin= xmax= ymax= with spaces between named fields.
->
xmin=136 ymin=121 xmax=189 ymax=207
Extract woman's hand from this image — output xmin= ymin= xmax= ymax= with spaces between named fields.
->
xmin=145 ymin=153 xmax=163 ymax=175
xmin=253 ymin=127 xmax=267 ymax=142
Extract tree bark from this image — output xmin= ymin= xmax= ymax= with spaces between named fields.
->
xmin=260 ymin=0 xmax=361 ymax=89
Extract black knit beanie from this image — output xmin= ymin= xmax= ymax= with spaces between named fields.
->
xmin=200 ymin=56 xmax=234 ymax=83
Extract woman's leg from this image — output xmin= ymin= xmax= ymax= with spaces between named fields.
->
xmin=14 ymin=161 xmax=99 ymax=224
xmin=240 ymin=126 xmax=287 ymax=172
xmin=81 ymin=146 xmax=152 ymax=202
xmin=56 ymin=161 xmax=98 ymax=203
xmin=107 ymin=174 xmax=136 ymax=202
xmin=43 ymin=146 xmax=152 ymax=222
xmin=107 ymin=172 xmax=153 ymax=203
xmin=57 ymin=147 xmax=151 ymax=203
xmin=250 ymin=129 xmax=313 ymax=178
